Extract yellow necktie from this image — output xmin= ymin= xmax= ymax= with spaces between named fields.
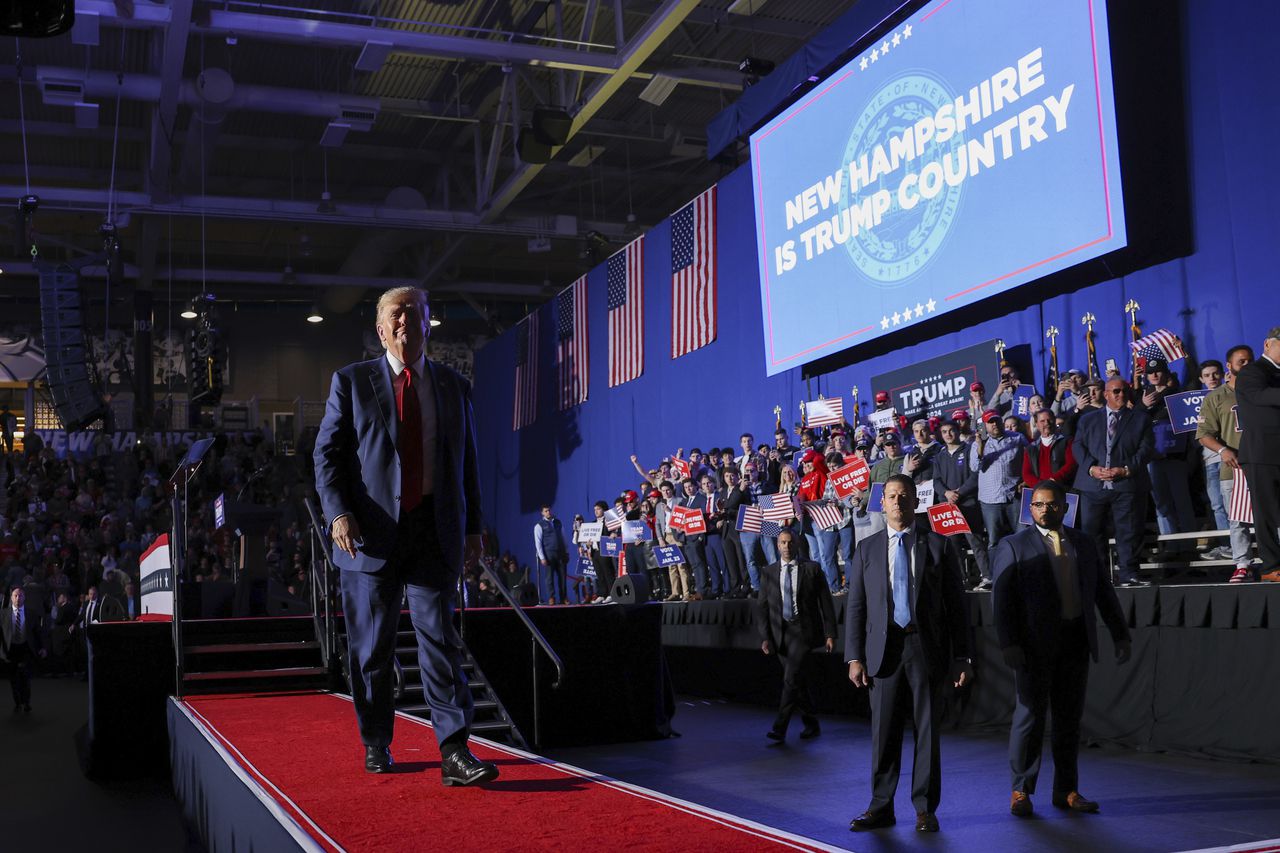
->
xmin=1047 ymin=530 xmax=1063 ymax=557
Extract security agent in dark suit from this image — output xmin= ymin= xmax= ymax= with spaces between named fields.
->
xmin=1071 ymin=377 xmax=1154 ymax=586
xmin=846 ymin=474 xmax=971 ymax=834
xmin=758 ymin=529 xmax=836 ymax=741
xmin=1235 ymin=327 xmax=1280 ymax=580
xmin=2 ymin=587 xmax=46 ymax=712
xmin=992 ymin=481 xmax=1131 ymax=818
xmin=314 ymin=286 xmax=497 ymax=787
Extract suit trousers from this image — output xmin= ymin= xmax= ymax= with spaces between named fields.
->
xmin=868 ymin=628 xmax=943 ymax=815
xmin=720 ymin=529 xmax=747 ymax=592
xmin=7 ymin=642 xmax=32 ymax=707
xmin=774 ymin=619 xmax=818 ymax=730
xmin=1245 ymin=463 xmax=1280 ymax=571
xmin=1080 ymin=488 xmax=1148 ymax=582
xmin=1009 ymin=618 xmax=1090 ymax=796
xmin=340 ymin=499 xmax=474 ymax=750
xmin=542 ymin=555 xmax=567 ymax=603
xmin=592 ymin=552 xmax=616 ymax=598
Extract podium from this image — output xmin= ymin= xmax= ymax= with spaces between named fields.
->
xmin=223 ymin=501 xmax=282 ymax=617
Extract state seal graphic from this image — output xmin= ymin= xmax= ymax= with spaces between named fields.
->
xmin=840 ymin=71 xmax=965 ymax=286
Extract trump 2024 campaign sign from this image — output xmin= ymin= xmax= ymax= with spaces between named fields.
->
xmin=751 ymin=0 xmax=1126 ymax=374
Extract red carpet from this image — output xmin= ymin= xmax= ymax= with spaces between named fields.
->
xmin=177 ymin=692 xmax=840 ymax=852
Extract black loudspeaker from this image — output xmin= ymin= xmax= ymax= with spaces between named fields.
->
xmin=610 ymin=573 xmax=651 ymax=604
xmin=3 ymin=0 xmax=74 ymax=38
xmin=187 ymin=322 xmax=225 ymax=404
xmin=532 ymin=108 xmax=572 ymax=146
xmin=517 ymin=129 xmax=553 ymax=164
xmin=39 ymin=268 xmax=107 ymax=430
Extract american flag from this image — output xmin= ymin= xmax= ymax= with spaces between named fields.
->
xmin=556 ymin=276 xmax=589 ymax=410
xmin=1131 ymin=329 xmax=1187 ymax=366
xmin=1229 ymin=467 xmax=1253 ymax=525
xmin=671 ymin=186 xmax=717 ymax=359
xmin=805 ymin=397 xmax=844 ymax=427
xmin=602 ymin=507 xmax=625 ymax=532
xmin=736 ymin=505 xmax=783 ymax=537
xmin=757 ymin=493 xmax=798 ymax=523
xmin=803 ymin=500 xmax=845 ymax=530
xmin=607 ymin=236 xmax=644 ymax=387
xmin=511 ymin=312 xmax=538 ymax=430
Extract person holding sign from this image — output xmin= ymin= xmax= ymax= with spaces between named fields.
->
xmin=934 ymin=420 xmax=989 ymax=587
xmin=846 ymin=475 xmax=971 ymax=834
xmin=1136 ymin=359 xmax=1196 ymax=543
xmin=992 ymin=481 xmax=1130 ymax=818
xmin=758 ymin=529 xmax=836 ymax=742
xmin=1196 ymin=346 xmax=1256 ymax=582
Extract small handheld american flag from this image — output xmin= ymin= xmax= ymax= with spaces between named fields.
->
xmin=736 ymin=505 xmax=783 ymax=537
xmin=805 ymin=397 xmax=844 ymax=428
xmin=1229 ymin=467 xmax=1253 ymax=525
xmin=803 ymin=500 xmax=845 ymax=530
xmin=1130 ymin=329 xmax=1187 ymax=366
xmin=757 ymin=493 xmax=798 ymax=523
xmin=602 ymin=507 xmax=625 ymax=532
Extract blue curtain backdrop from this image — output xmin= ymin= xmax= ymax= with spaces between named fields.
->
xmin=472 ymin=0 xmax=1278 ymax=567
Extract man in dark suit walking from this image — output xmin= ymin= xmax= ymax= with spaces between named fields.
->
xmin=315 ymin=286 xmax=497 ymax=786
xmin=1235 ymin=327 xmax=1280 ymax=580
xmin=758 ymin=529 xmax=836 ymax=741
xmin=1072 ymin=378 xmax=1154 ymax=586
xmin=992 ymin=481 xmax=1131 ymax=817
xmin=2 ymin=586 xmax=46 ymax=712
xmin=846 ymin=474 xmax=971 ymax=834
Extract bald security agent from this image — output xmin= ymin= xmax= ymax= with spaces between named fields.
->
xmin=846 ymin=474 xmax=972 ymax=834
xmin=314 ymin=285 xmax=497 ymax=786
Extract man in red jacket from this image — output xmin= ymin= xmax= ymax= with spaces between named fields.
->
xmin=1023 ymin=410 xmax=1077 ymax=488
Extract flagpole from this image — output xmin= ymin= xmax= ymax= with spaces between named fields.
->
xmin=995 ymin=339 xmax=1007 ymax=374
xmin=851 ymin=385 xmax=859 ymax=427
xmin=1045 ymin=326 xmax=1060 ymax=396
xmin=1081 ymin=313 xmax=1098 ymax=380
xmin=1125 ymin=299 xmax=1142 ymax=389
xmin=773 ymin=405 xmax=782 ymax=432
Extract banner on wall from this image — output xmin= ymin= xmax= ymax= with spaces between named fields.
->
xmin=31 ymin=429 xmax=259 ymax=461
xmin=871 ymin=340 xmax=1001 ymax=421
xmin=139 ymin=534 xmax=173 ymax=617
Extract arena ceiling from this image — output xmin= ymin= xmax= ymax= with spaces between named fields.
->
xmin=0 ymin=0 xmax=858 ymax=336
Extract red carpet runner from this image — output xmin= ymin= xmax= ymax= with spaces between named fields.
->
xmin=177 ymin=692 xmax=840 ymax=852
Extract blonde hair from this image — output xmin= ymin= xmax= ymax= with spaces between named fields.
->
xmin=375 ymin=286 xmax=430 ymax=321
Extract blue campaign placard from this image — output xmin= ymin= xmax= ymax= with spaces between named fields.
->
xmin=576 ymin=553 xmax=596 ymax=578
xmin=1010 ymin=386 xmax=1036 ymax=421
xmin=866 ymin=481 xmax=886 ymax=513
xmin=654 ymin=545 xmax=685 ymax=567
xmin=750 ymin=0 xmax=1126 ymax=375
xmin=1018 ymin=488 xmax=1080 ymax=527
xmin=622 ymin=520 xmax=651 ymax=543
xmin=600 ymin=538 xmax=622 ymax=557
xmin=1165 ymin=389 xmax=1207 ymax=434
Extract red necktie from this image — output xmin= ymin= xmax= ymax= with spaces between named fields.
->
xmin=396 ymin=368 xmax=423 ymax=513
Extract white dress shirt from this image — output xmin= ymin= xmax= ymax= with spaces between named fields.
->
xmin=385 ymin=351 xmax=437 ymax=496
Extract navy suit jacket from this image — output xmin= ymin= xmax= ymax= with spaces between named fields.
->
xmin=1071 ymin=405 xmax=1153 ymax=493
xmin=991 ymin=525 xmax=1129 ymax=663
xmin=314 ymin=356 xmax=482 ymax=577
xmin=844 ymin=522 xmax=969 ymax=678
xmin=758 ymin=559 xmax=837 ymax=651
xmin=1 ymin=606 xmax=43 ymax=661
xmin=1236 ymin=357 xmax=1280 ymax=466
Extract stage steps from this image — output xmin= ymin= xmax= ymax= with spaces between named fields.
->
xmin=180 ymin=615 xmax=332 ymax=695
xmin=335 ymin=614 xmax=528 ymax=749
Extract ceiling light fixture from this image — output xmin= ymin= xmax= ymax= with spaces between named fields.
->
xmin=306 ymin=304 xmax=324 ymax=323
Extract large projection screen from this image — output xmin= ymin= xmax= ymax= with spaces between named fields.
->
xmin=751 ymin=0 xmax=1126 ymax=375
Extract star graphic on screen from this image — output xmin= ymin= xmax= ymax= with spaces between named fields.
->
xmin=891 ymin=311 xmax=901 ymax=326
xmin=903 ymin=304 xmax=913 ymax=322
xmin=881 ymin=40 xmax=890 ymax=54
xmin=926 ymin=297 xmax=937 ymax=313
xmin=914 ymin=303 xmax=924 ymax=318
xmin=869 ymin=49 xmax=879 ymax=64
xmin=903 ymin=24 xmax=913 ymax=39
xmin=881 ymin=315 xmax=891 ymax=330
xmin=892 ymin=32 xmax=901 ymax=48
xmin=860 ymin=55 xmax=869 ymax=71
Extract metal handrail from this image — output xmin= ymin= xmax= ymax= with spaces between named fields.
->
xmin=474 ymin=557 xmax=566 ymax=689
xmin=303 ymin=497 xmax=337 ymax=670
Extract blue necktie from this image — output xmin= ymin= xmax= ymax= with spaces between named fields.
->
xmin=892 ymin=532 xmax=911 ymax=628
xmin=781 ymin=563 xmax=795 ymax=621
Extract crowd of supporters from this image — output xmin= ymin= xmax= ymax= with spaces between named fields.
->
xmin=526 ymin=350 xmax=1264 ymax=604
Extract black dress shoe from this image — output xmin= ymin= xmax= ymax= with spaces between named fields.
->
xmin=365 ymin=746 xmax=393 ymax=773
xmin=850 ymin=809 xmax=895 ymax=831
xmin=799 ymin=721 xmax=821 ymax=740
xmin=441 ymin=748 xmax=499 ymax=786
xmin=916 ymin=812 xmax=939 ymax=832
xmin=766 ymin=727 xmax=786 ymax=742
